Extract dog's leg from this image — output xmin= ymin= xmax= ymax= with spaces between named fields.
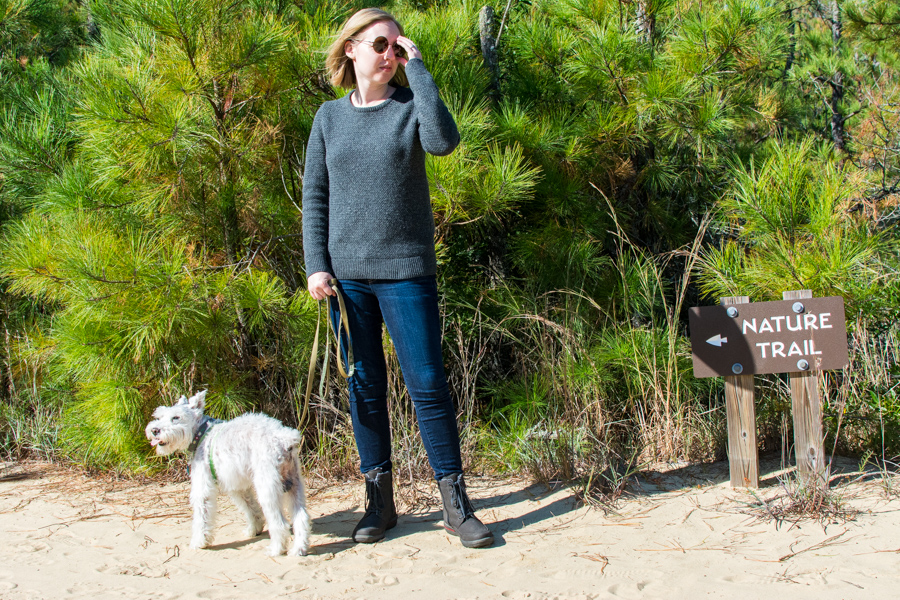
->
xmin=189 ymin=471 xmax=218 ymax=549
xmin=286 ymin=463 xmax=311 ymax=556
xmin=230 ymin=489 xmax=264 ymax=538
xmin=254 ymin=471 xmax=291 ymax=556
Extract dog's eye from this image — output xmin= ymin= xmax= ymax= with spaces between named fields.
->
xmin=171 ymin=416 xmax=180 ymax=422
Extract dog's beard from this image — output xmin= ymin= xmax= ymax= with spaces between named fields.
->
xmin=147 ymin=426 xmax=192 ymax=455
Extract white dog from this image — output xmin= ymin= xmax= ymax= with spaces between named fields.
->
xmin=145 ymin=390 xmax=310 ymax=556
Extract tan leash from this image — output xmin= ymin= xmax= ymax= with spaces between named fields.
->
xmin=299 ymin=278 xmax=354 ymax=428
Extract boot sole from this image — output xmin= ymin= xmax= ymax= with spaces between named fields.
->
xmin=443 ymin=525 xmax=494 ymax=548
xmin=353 ymin=518 xmax=398 ymax=543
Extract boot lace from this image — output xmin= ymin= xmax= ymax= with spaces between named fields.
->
xmin=450 ymin=477 xmax=476 ymax=522
xmin=364 ymin=476 xmax=384 ymax=515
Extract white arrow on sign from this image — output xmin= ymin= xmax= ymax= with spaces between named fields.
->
xmin=706 ymin=334 xmax=727 ymax=347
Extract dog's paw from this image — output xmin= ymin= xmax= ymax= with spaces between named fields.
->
xmin=244 ymin=526 xmax=263 ymax=538
xmin=190 ymin=537 xmax=212 ymax=550
xmin=287 ymin=544 xmax=309 ymax=557
xmin=266 ymin=544 xmax=287 ymax=557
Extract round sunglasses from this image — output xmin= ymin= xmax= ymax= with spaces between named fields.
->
xmin=351 ymin=36 xmax=407 ymax=59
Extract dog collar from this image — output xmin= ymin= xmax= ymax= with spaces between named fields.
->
xmin=187 ymin=416 xmax=224 ymax=454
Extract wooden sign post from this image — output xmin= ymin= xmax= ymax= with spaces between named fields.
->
xmin=783 ymin=290 xmax=826 ymax=482
xmin=689 ymin=293 xmax=848 ymax=487
xmin=721 ymin=296 xmax=759 ymax=488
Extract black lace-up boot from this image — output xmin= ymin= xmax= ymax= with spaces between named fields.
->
xmin=438 ymin=473 xmax=494 ymax=548
xmin=352 ymin=468 xmax=398 ymax=543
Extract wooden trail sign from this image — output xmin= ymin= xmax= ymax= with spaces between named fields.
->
xmin=688 ymin=292 xmax=849 ymax=487
xmin=688 ymin=296 xmax=849 ymax=379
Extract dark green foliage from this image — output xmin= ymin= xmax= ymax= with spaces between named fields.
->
xmin=0 ymin=0 xmax=87 ymax=66
xmin=697 ymin=139 xmax=887 ymax=312
xmin=1 ymin=0 xmax=899 ymax=471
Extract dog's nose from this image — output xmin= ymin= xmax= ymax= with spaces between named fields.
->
xmin=151 ymin=428 xmax=160 ymax=436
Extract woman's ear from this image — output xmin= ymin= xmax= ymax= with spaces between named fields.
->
xmin=344 ymin=40 xmax=356 ymax=60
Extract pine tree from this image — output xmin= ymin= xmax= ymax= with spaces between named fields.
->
xmin=2 ymin=0 xmax=334 ymax=467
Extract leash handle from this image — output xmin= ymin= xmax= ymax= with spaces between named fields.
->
xmin=299 ymin=278 xmax=354 ymax=428
xmin=326 ymin=279 xmax=355 ymax=378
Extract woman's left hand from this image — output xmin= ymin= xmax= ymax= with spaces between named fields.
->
xmin=396 ymin=36 xmax=422 ymax=66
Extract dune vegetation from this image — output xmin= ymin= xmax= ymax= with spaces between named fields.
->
xmin=1 ymin=0 xmax=898 ymax=480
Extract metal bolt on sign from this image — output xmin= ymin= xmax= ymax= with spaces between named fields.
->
xmin=792 ymin=302 xmax=805 ymax=314
xmin=797 ymin=359 xmax=809 ymax=371
xmin=732 ymin=363 xmax=743 ymax=374
xmin=727 ymin=307 xmax=739 ymax=318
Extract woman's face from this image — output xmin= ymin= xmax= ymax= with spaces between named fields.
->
xmin=344 ymin=20 xmax=401 ymax=87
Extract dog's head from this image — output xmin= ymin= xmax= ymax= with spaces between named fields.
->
xmin=145 ymin=390 xmax=207 ymax=455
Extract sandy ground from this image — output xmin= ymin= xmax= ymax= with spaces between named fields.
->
xmin=0 ymin=459 xmax=898 ymax=600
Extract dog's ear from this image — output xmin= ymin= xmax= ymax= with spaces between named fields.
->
xmin=175 ymin=395 xmax=188 ymax=406
xmin=187 ymin=389 xmax=207 ymax=410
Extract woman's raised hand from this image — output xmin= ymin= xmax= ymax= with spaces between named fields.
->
xmin=395 ymin=36 xmax=422 ymax=66
xmin=307 ymin=271 xmax=336 ymax=300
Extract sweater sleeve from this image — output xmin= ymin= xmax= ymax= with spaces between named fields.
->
xmin=301 ymin=110 xmax=332 ymax=276
xmin=404 ymin=58 xmax=460 ymax=156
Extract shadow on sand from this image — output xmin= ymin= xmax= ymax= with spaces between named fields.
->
xmin=632 ymin=454 xmax=879 ymax=496
xmin=258 ymin=456 xmax=879 ymax=556
xmin=307 ymin=480 xmax=580 ymax=553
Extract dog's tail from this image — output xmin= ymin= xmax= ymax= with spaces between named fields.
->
xmin=285 ymin=444 xmax=310 ymax=556
xmin=276 ymin=429 xmax=302 ymax=455
xmin=274 ymin=429 xmax=310 ymax=555
xmin=275 ymin=429 xmax=302 ymax=479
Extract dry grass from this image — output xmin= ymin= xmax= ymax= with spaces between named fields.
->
xmin=742 ymin=470 xmax=861 ymax=528
xmin=573 ymin=450 xmax=645 ymax=515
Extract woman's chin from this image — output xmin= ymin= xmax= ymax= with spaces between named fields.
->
xmin=376 ymin=68 xmax=396 ymax=81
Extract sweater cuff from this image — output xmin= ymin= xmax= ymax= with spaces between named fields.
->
xmin=404 ymin=58 xmax=430 ymax=86
xmin=304 ymin=257 xmax=332 ymax=278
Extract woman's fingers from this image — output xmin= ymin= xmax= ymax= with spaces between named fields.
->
xmin=396 ymin=36 xmax=422 ymax=64
xmin=307 ymin=272 xmax=336 ymax=299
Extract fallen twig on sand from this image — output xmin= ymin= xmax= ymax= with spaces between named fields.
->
xmin=854 ymin=547 xmax=900 ymax=555
xmin=779 ymin=531 xmax=855 ymax=561
xmin=571 ymin=552 xmax=609 ymax=573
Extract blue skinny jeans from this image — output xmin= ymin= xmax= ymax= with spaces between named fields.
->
xmin=329 ymin=276 xmax=463 ymax=480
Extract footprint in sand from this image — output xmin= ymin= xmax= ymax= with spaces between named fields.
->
xmin=95 ymin=560 xmax=169 ymax=578
xmin=606 ymin=581 xmax=668 ymax=599
xmin=720 ymin=573 xmax=781 ymax=584
xmin=551 ymin=567 xmax=608 ymax=579
xmin=442 ymin=566 xmax=483 ymax=578
xmin=64 ymin=582 xmax=177 ymax=599
xmin=280 ymin=584 xmax=310 ymax=594
xmin=597 ymin=567 xmax=661 ymax=579
xmin=12 ymin=540 xmax=52 ymax=553
xmin=500 ymin=592 xmax=599 ymax=600
xmin=364 ymin=573 xmax=399 ymax=585
xmin=197 ymin=589 xmax=239 ymax=600
xmin=310 ymin=567 xmax=335 ymax=582
xmin=364 ymin=546 xmax=420 ymax=560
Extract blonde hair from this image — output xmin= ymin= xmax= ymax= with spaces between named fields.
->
xmin=325 ymin=8 xmax=409 ymax=89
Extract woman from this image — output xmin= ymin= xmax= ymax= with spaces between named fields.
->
xmin=302 ymin=8 xmax=493 ymax=549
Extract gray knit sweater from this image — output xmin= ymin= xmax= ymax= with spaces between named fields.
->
xmin=301 ymin=59 xmax=460 ymax=280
